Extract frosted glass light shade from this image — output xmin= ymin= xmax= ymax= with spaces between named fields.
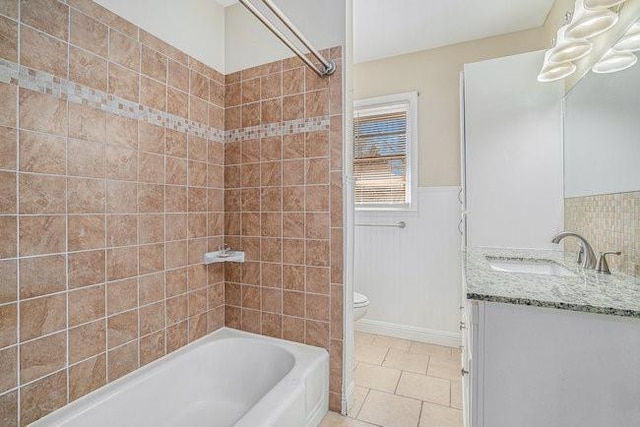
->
xmin=584 ymin=0 xmax=628 ymax=10
xmin=613 ymin=23 xmax=640 ymax=52
xmin=592 ymin=50 xmax=638 ymax=73
xmin=566 ymin=1 xmax=619 ymax=39
xmin=538 ymin=61 xmax=577 ymax=82
xmin=548 ymin=27 xmax=592 ymax=62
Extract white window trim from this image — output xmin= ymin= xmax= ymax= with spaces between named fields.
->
xmin=353 ymin=91 xmax=419 ymax=212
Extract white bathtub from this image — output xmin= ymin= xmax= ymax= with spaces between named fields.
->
xmin=31 ymin=328 xmax=329 ymax=427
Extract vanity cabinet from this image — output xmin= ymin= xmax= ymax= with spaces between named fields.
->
xmin=461 ymin=299 xmax=640 ymax=427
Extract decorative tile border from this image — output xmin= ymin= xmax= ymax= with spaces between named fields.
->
xmin=225 ymin=117 xmax=330 ymax=143
xmin=0 ymin=58 xmax=331 ymax=143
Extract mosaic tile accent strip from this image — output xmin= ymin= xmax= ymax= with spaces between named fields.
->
xmin=225 ymin=116 xmax=330 ymax=142
xmin=0 ymin=58 xmax=223 ymax=141
xmin=0 ymin=58 xmax=331 ymax=143
xmin=565 ymin=192 xmax=640 ymax=278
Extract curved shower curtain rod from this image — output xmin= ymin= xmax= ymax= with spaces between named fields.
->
xmin=238 ymin=0 xmax=337 ymax=77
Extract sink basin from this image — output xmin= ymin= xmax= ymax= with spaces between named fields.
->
xmin=486 ymin=256 xmax=576 ymax=277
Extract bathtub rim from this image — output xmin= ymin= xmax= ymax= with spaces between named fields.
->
xmin=30 ymin=327 xmax=329 ymax=427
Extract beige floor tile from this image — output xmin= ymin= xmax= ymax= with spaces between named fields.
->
xmin=355 ymin=343 xmax=389 ymax=365
xmin=355 ymin=363 xmax=401 ymax=393
xmin=371 ymin=335 xmax=411 ymax=351
xmin=419 ymin=401 xmax=463 ymax=427
xmin=348 ymin=386 xmax=369 ymax=417
xmin=396 ymin=371 xmax=450 ymax=406
xmin=355 ymin=331 xmax=376 ymax=345
xmin=427 ymin=356 xmax=461 ymax=381
xmin=320 ymin=411 xmax=381 ymax=427
xmin=409 ymin=341 xmax=453 ymax=358
xmin=358 ymin=389 xmax=422 ymax=427
xmin=450 ymin=379 xmax=462 ymax=410
xmin=382 ymin=348 xmax=430 ymax=374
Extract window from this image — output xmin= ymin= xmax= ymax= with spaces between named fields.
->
xmin=353 ymin=92 xmax=418 ymax=210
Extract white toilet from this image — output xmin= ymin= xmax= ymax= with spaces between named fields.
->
xmin=353 ymin=292 xmax=370 ymax=321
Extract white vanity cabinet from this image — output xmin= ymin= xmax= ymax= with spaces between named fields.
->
xmin=461 ymin=299 xmax=640 ymax=427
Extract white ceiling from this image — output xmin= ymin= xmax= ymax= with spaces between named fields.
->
xmin=216 ymin=1 xmax=557 ymax=64
xmin=354 ymin=0 xmax=556 ymax=63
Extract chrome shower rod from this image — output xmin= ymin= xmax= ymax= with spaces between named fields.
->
xmin=238 ymin=0 xmax=336 ymax=77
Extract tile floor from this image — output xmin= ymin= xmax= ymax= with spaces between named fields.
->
xmin=320 ymin=332 xmax=463 ymax=427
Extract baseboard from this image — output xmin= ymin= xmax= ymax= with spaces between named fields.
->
xmin=355 ymin=319 xmax=461 ymax=347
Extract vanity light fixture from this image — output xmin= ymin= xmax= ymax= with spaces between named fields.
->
xmin=538 ymin=51 xmax=578 ymax=82
xmin=548 ymin=26 xmax=593 ymax=63
xmin=612 ymin=21 xmax=640 ymax=51
xmin=592 ymin=49 xmax=638 ymax=72
xmin=566 ymin=0 xmax=619 ymax=39
xmin=584 ymin=0 xmax=628 ymax=10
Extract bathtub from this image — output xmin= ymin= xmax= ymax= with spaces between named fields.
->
xmin=31 ymin=328 xmax=329 ymax=427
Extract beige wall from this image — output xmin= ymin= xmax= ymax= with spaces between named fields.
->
xmin=353 ymin=27 xmax=548 ymax=187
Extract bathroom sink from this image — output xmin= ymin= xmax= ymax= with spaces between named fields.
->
xmin=485 ymin=256 xmax=576 ymax=277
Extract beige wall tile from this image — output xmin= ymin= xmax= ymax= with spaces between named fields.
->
xmin=19 ymin=293 xmax=66 ymax=341
xmin=0 ymin=345 xmax=17 ymax=394
xmin=20 ymin=331 xmax=66 ymax=383
xmin=68 ymin=285 xmax=105 ymax=326
xmin=70 ymin=9 xmax=107 ymax=57
xmin=20 ymin=370 xmax=67 ymax=426
xmin=69 ymin=319 xmax=105 ymax=364
xmin=109 ymin=29 xmax=139 ymax=71
xmin=69 ymin=353 xmax=106 ymax=401
xmin=19 ymin=131 xmax=66 ymax=175
xmin=0 ymin=260 xmax=17 ymax=304
xmin=21 ymin=0 xmax=69 ymax=40
xmin=19 ymin=215 xmax=66 ymax=256
xmin=141 ymin=46 xmax=167 ymax=82
xmin=20 ymin=25 xmax=68 ymax=78
xmin=0 ymin=15 xmax=18 ymax=63
xmin=68 ymin=250 xmax=105 ymax=289
xmin=0 ymin=303 xmax=17 ymax=348
xmin=19 ymin=89 xmax=67 ymax=136
xmin=19 ymin=255 xmax=66 ymax=299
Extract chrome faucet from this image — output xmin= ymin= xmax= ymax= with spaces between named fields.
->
xmin=551 ymin=232 xmax=597 ymax=269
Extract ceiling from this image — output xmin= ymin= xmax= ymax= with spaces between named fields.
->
xmin=216 ymin=1 xmax=557 ymax=63
xmin=355 ymin=0 xmax=555 ymax=63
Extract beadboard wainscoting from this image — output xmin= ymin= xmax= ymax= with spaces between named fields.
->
xmin=354 ymin=187 xmax=462 ymax=347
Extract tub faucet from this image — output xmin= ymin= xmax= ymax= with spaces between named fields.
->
xmin=551 ymin=232 xmax=597 ymax=269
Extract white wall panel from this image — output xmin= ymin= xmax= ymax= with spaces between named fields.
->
xmin=354 ymin=187 xmax=462 ymax=345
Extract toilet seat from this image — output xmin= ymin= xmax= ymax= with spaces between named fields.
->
xmin=354 ymin=292 xmax=369 ymax=308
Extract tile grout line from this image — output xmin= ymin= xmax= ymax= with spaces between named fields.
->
xmin=65 ymin=0 xmax=72 ymax=406
xmin=15 ymin=2 xmax=22 ymax=425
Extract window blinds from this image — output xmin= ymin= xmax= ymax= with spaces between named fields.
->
xmin=353 ymin=104 xmax=409 ymax=205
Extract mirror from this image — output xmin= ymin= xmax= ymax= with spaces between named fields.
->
xmin=564 ymin=65 xmax=640 ymax=198
xmin=563 ymin=60 xmax=640 ymax=277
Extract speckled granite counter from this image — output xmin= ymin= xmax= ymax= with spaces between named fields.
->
xmin=464 ymin=248 xmax=640 ymax=318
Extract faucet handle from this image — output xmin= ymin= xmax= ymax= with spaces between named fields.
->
xmin=596 ymin=251 xmax=621 ymax=274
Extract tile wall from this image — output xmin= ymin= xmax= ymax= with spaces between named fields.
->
xmin=0 ymin=0 xmax=227 ymax=425
xmin=223 ymin=50 xmax=345 ymax=411
xmin=565 ymin=192 xmax=640 ymax=277
xmin=0 ymin=0 xmax=346 ymax=424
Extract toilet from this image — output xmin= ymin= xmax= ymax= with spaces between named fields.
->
xmin=353 ymin=292 xmax=370 ymax=321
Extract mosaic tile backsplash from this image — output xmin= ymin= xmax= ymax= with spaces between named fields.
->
xmin=565 ymin=192 xmax=640 ymax=278
xmin=0 ymin=0 xmax=345 ymax=424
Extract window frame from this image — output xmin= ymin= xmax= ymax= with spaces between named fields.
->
xmin=353 ymin=91 xmax=419 ymax=212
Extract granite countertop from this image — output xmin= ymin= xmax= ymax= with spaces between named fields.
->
xmin=464 ymin=247 xmax=640 ymax=318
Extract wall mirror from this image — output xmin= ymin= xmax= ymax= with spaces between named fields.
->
xmin=564 ymin=61 xmax=640 ymax=198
